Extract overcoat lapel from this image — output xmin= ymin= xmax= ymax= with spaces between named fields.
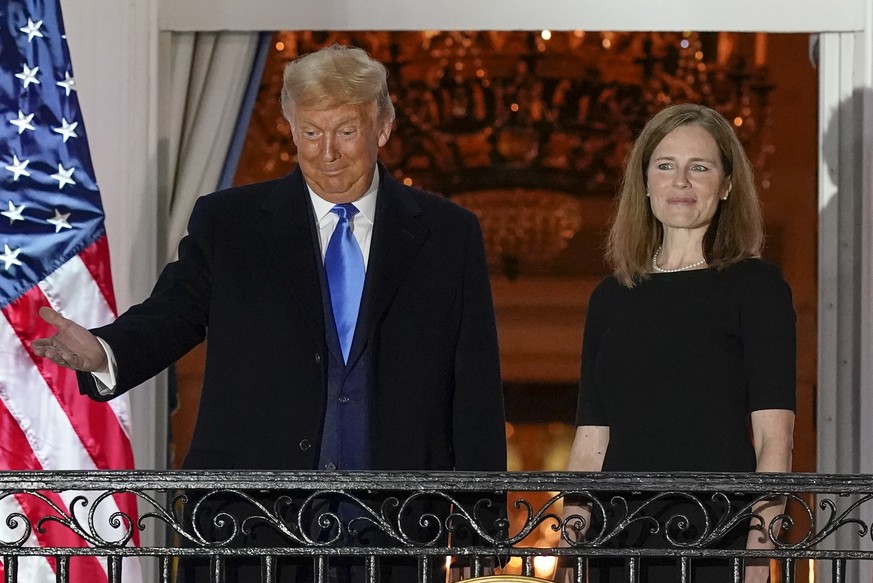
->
xmin=257 ymin=168 xmax=326 ymax=346
xmin=345 ymin=166 xmax=428 ymax=367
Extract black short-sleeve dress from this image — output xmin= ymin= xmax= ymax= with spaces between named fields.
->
xmin=575 ymin=259 xmax=796 ymax=582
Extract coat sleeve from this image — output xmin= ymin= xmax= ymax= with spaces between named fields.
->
xmin=79 ymin=195 xmax=214 ymax=399
xmin=451 ymin=212 xmax=507 ymax=472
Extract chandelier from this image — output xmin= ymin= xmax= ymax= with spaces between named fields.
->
xmin=238 ymin=31 xmax=773 ymax=278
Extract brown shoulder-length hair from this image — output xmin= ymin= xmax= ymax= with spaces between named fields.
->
xmin=606 ymin=103 xmax=763 ymax=287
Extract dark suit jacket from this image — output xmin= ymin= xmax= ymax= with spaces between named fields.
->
xmin=79 ymin=164 xmax=506 ymax=473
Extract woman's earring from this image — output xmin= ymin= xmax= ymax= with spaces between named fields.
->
xmin=646 ymin=192 xmax=651 ymax=198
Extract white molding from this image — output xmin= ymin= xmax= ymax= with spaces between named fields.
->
xmin=817 ymin=36 xmax=854 ymax=475
xmin=63 ymin=1 xmax=165 ymax=578
xmin=63 ymin=2 xmax=159 ymax=318
xmin=859 ymin=0 xmax=873 ymax=482
xmin=159 ymin=0 xmax=865 ymax=33
xmin=816 ymin=27 xmax=873 ymax=582
xmin=64 ymin=0 xmax=164 ymax=465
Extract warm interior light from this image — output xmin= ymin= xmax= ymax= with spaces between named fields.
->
xmin=533 ymin=556 xmax=558 ymax=579
xmin=506 ymin=556 xmax=523 ymax=572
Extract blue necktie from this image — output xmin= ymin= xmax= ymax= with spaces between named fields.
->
xmin=324 ymin=203 xmax=365 ymax=364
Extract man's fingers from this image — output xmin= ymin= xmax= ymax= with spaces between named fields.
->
xmin=34 ymin=342 xmax=84 ymax=370
xmin=38 ymin=306 xmax=66 ymax=329
xmin=31 ymin=337 xmax=50 ymax=353
xmin=33 ymin=343 xmax=64 ymax=365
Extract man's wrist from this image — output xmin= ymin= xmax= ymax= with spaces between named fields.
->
xmin=92 ymin=337 xmax=118 ymax=394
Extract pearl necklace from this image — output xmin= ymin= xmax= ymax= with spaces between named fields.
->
xmin=652 ymin=246 xmax=707 ymax=273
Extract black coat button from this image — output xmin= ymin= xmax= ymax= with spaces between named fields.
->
xmin=315 ymin=353 xmax=322 ymax=364
xmin=298 ymin=439 xmax=312 ymax=451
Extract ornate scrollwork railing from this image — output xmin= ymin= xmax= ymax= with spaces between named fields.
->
xmin=1 ymin=471 xmax=872 ymax=582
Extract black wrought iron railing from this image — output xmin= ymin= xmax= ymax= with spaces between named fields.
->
xmin=0 ymin=471 xmax=871 ymax=582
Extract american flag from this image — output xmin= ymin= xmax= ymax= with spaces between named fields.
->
xmin=0 ymin=1 xmax=141 ymax=581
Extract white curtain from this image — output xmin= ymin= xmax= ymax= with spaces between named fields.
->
xmin=161 ymin=31 xmax=262 ymax=260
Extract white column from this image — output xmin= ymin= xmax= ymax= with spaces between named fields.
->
xmin=63 ymin=0 xmax=164 ymax=466
xmin=816 ymin=24 xmax=873 ymax=582
xmin=63 ymin=2 xmax=165 ymax=580
xmin=857 ymin=0 xmax=873 ymax=575
xmin=859 ymin=0 xmax=873 ymax=486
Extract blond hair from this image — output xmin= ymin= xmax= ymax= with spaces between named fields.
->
xmin=280 ymin=44 xmax=395 ymax=124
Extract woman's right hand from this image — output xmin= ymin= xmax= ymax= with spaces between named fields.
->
xmin=558 ymin=426 xmax=609 ymax=581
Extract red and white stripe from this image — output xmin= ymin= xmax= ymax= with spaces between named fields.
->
xmin=0 ymin=236 xmax=142 ymax=583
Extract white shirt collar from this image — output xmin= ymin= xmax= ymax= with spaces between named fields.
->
xmin=308 ymin=168 xmax=379 ymax=224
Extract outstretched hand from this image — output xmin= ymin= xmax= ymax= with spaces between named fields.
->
xmin=31 ymin=307 xmax=108 ymax=373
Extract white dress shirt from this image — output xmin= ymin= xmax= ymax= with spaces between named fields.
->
xmin=308 ymin=169 xmax=378 ymax=268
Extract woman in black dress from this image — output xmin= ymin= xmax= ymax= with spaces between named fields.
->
xmin=564 ymin=104 xmax=796 ymax=583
